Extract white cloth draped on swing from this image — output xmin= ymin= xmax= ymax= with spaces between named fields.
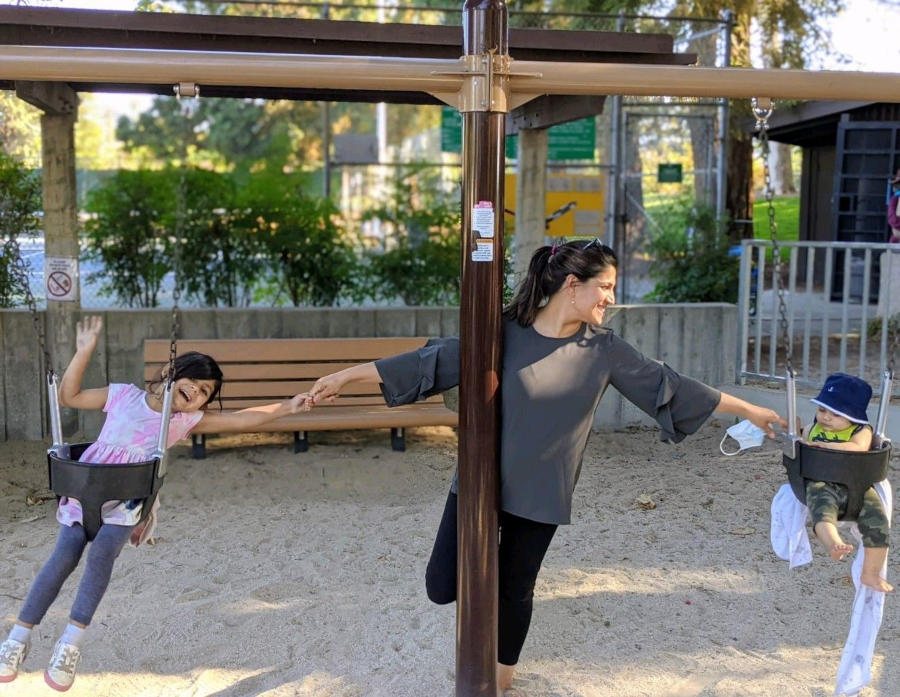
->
xmin=770 ymin=480 xmax=893 ymax=696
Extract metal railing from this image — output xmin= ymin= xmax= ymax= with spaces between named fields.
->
xmin=737 ymin=239 xmax=900 ymax=393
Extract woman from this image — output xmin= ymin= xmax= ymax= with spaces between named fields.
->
xmin=308 ymin=240 xmax=785 ymax=697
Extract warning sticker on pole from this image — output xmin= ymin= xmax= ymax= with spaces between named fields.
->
xmin=472 ymin=201 xmax=495 ymax=238
xmin=471 ymin=239 xmax=493 ymax=262
xmin=44 ymin=256 xmax=78 ymax=302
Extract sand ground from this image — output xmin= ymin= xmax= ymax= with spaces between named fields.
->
xmin=1 ymin=421 xmax=898 ymax=697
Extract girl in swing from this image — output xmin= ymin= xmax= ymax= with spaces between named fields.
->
xmin=0 ymin=315 xmax=310 ymax=691
xmin=306 ymin=240 xmax=787 ymax=697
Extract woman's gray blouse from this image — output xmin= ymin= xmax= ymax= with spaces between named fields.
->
xmin=374 ymin=320 xmax=721 ymax=525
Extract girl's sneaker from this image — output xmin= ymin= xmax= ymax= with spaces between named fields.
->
xmin=0 ymin=637 xmax=30 ymax=682
xmin=44 ymin=640 xmax=81 ymax=692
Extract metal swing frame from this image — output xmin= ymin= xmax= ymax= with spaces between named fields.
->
xmin=754 ymin=99 xmax=894 ymax=521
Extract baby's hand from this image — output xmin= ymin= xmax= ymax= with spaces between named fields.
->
xmin=75 ymin=315 xmax=103 ymax=353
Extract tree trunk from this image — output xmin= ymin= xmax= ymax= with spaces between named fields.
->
xmin=768 ymin=142 xmax=797 ymax=195
xmin=622 ymin=114 xmax=645 ymax=300
xmin=727 ymin=116 xmax=753 ymax=243
xmin=687 ymin=21 xmax=718 ymax=208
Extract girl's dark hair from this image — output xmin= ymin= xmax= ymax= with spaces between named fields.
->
xmin=503 ymin=239 xmax=617 ymax=327
xmin=148 ymin=351 xmax=224 ymax=407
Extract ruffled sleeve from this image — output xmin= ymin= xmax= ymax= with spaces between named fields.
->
xmin=167 ymin=410 xmax=205 ymax=446
xmin=374 ymin=337 xmax=460 ymax=407
xmin=607 ymin=334 xmax=720 ymax=443
xmin=103 ymin=383 xmax=129 ymax=412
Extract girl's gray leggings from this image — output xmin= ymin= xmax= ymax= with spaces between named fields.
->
xmin=19 ymin=523 xmax=133 ymax=627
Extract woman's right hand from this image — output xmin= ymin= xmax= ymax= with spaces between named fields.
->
xmin=76 ymin=315 xmax=103 ymax=353
xmin=309 ymin=370 xmax=347 ymax=405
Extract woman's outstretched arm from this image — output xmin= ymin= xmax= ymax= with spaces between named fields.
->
xmin=308 ymin=362 xmax=381 ymax=405
xmin=715 ymin=391 xmax=786 ymax=438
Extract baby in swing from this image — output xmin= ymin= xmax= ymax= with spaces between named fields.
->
xmin=0 ymin=316 xmax=311 ymax=691
xmin=801 ymin=372 xmax=893 ymax=593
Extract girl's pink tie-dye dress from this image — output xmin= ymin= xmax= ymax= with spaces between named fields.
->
xmin=57 ymin=383 xmax=204 ymax=544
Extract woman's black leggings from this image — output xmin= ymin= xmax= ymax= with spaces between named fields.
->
xmin=425 ymin=491 xmax=557 ymax=666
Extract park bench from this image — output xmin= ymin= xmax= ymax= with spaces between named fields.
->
xmin=144 ymin=337 xmax=458 ymax=457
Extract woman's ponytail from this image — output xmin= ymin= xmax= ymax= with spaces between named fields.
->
xmin=503 ymin=239 xmax=617 ymax=327
xmin=503 ymin=245 xmax=554 ymax=326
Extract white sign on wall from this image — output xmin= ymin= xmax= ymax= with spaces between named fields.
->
xmin=44 ymin=256 xmax=78 ymax=302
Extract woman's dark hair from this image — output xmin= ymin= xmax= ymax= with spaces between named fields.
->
xmin=148 ymin=351 xmax=224 ymax=407
xmin=503 ymin=239 xmax=617 ymax=327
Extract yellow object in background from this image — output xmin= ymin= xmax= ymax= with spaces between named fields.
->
xmin=505 ymin=173 xmax=607 ymax=238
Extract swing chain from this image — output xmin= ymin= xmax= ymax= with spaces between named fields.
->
xmin=0 ymin=201 xmax=52 ymax=377
xmin=752 ymin=98 xmax=793 ymax=378
xmin=167 ymin=85 xmax=200 ymax=379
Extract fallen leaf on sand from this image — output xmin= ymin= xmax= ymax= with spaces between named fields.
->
xmin=727 ymin=527 xmax=756 ymax=536
xmin=26 ymin=491 xmax=55 ymax=506
xmin=635 ymin=494 xmax=656 ymax=510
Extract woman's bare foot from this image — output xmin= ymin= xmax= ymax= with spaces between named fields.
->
xmin=860 ymin=573 xmax=894 ymax=592
xmin=497 ymin=663 xmax=516 ymax=696
xmin=828 ymin=541 xmax=854 ymax=561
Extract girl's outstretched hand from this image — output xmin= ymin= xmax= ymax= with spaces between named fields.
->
xmin=289 ymin=392 xmax=313 ymax=413
xmin=76 ymin=315 xmax=103 ymax=353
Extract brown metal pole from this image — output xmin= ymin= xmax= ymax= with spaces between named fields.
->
xmin=457 ymin=2 xmax=506 ymax=696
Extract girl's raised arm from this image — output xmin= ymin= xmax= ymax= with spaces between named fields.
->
xmin=58 ymin=315 xmax=109 ymax=410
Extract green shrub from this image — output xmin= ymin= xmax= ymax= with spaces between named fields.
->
xmin=0 ymin=152 xmax=41 ymax=307
xmin=246 ymin=173 xmax=357 ymax=307
xmin=364 ymin=165 xmax=461 ymax=305
xmin=177 ymin=168 xmax=266 ymax=307
xmin=645 ymin=199 xmax=738 ymax=303
xmin=82 ymin=169 xmax=174 ymax=308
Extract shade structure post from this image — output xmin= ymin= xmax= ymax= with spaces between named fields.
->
xmin=457 ymin=1 xmax=507 ymax=696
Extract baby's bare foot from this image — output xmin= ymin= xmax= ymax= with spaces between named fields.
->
xmin=860 ymin=574 xmax=894 ymax=593
xmin=829 ymin=541 xmax=854 ymax=561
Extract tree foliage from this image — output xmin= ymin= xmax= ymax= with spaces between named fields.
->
xmin=82 ymin=169 xmax=175 ymax=308
xmin=0 ymin=152 xmax=42 ymax=307
xmin=645 ymin=199 xmax=739 ymax=303
xmin=363 ymin=166 xmax=461 ymax=306
xmin=244 ymin=172 xmax=358 ymax=307
xmin=0 ymin=92 xmax=42 ymax=165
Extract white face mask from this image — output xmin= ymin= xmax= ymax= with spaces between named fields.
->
xmin=720 ymin=419 xmax=767 ymax=456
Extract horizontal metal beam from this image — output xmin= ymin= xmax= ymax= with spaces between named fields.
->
xmin=0 ymin=46 xmax=898 ymax=103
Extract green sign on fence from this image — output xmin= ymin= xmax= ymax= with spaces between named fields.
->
xmin=440 ymin=107 xmax=595 ymax=161
xmin=657 ymin=163 xmax=683 ymax=183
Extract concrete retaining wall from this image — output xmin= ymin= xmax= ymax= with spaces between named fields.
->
xmin=1 ymin=303 xmax=736 ymax=441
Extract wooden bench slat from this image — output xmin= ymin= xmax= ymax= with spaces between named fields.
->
xmin=144 ymin=362 xmax=370 ymax=382
xmin=213 ymin=395 xmax=445 ymax=409
xmin=144 ymin=337 xmax=428 ymax=363
xmin=149 ymin=379 xmax=384 ymax=398
xmin=252 ymin=404 xmax=457 ymax=431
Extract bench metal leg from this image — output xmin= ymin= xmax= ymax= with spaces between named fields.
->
xmin=391 ymin=427 xmax=406 ymax=452
xmin=192 ymin=434 xmax=206 ymax=459
xmin=294 ymin=431 xmax=309 ymax=453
